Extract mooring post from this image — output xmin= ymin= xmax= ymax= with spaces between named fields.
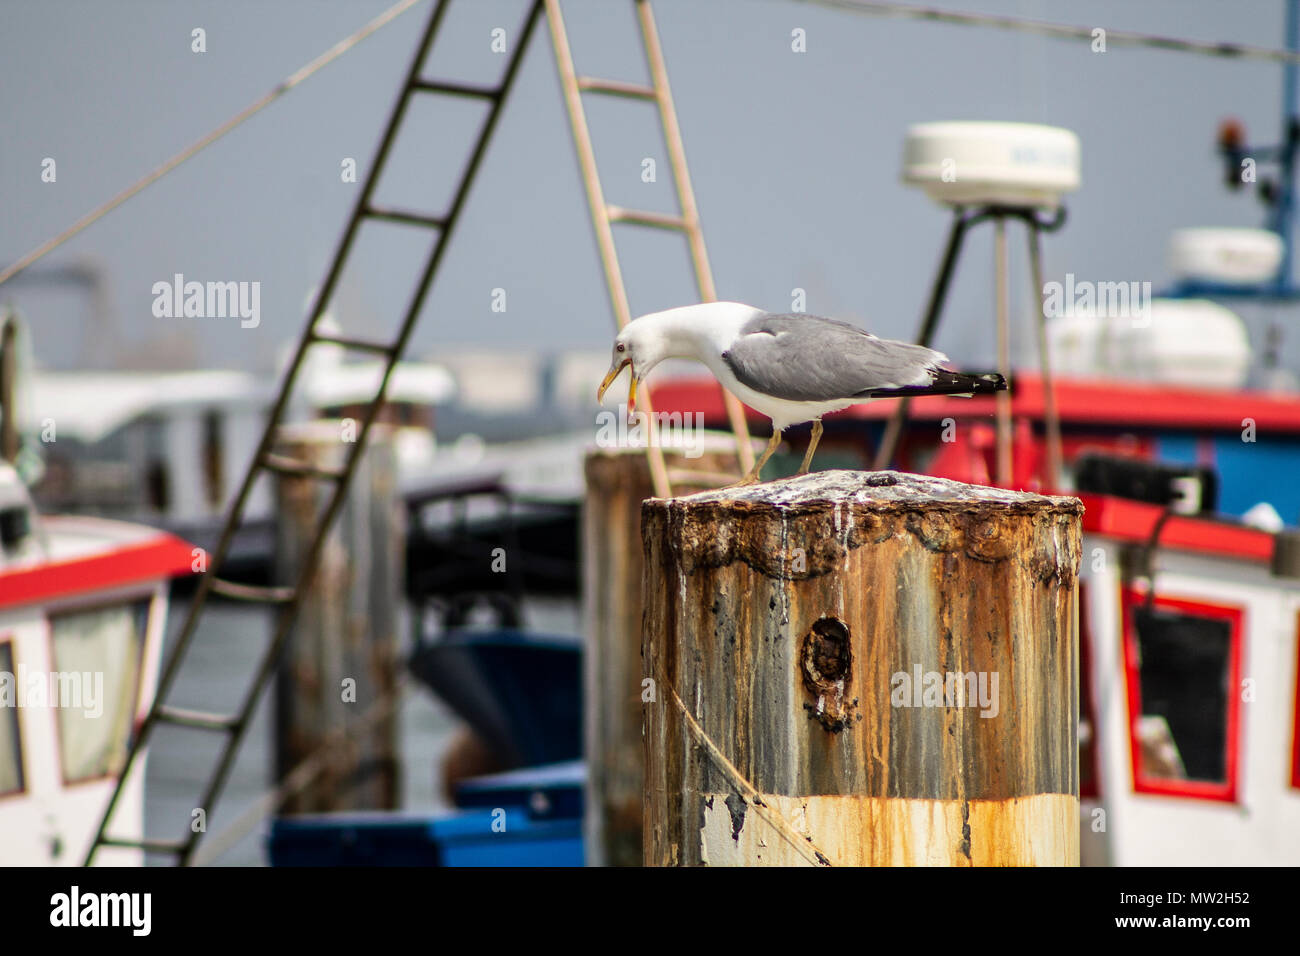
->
xmin=582 ymin=439 xmax=752 ymax=866
xmin=641 ymin=470 xmax=1083 ymax=866
xmin=273 ymin=420 xmax=402 ymax=813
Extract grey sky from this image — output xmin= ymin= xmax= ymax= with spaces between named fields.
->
xmin=1 ymin=0 xmax=1293 ymax=376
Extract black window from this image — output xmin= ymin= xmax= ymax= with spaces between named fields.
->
xmin=0 ymin=642 xmax=23 ymax=795
xmin=1125 ymin=593 xmax=1240 ymax=801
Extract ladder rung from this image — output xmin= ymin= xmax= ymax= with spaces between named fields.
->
xmin=576 ymin=76 xmax=656 ymax=100
xmin=311 ymin=332 xmax=395 ymax=357
xmin=410 ymin=78 xmax=502 ymax=99
xmin=606 ymin=205 xmax=689 ymax=231
xmin=363 ymin=205 xmax=448 ymax=229
xmin=667 ymin=468 xmax=739 ymax=487
xmin=154 ymin=705 xmax=241 ymax=732
xmin=261 ymin=452 xmax=346 ymax=482
xmin=209 ymin=578 xmax=296 ymax=604
xmin=97 ymin=836 xmax=186 ymax=855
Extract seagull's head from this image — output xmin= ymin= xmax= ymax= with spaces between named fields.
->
xmin=597 ymin=321 xmax=668 ymax=414
xmin=597 ymin=303 xmax=754 ymax=414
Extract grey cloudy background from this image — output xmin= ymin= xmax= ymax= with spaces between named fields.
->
xmin=0 ymin=0 xmax=1293 ymax=376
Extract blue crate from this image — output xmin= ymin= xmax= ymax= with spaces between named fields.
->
xmin=268 ymin=761 xmax=586 ymax=866
xmin=428 ymin=809 xmax=583 ymax=867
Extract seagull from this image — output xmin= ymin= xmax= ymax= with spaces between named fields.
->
xmin=597 ymin=302 xmax=1006 ymax=485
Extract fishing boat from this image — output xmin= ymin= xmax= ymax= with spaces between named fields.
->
xmin=0 ymin=311 xmax=199 ymax=865
xmin=9 ymin=0 xmax=1295 ymax=869
xmin=276 ymin=106 xmax=1300 ymax=871
xmin=648 ymin=107 xmax=1300 ymax=864
xmin=0 ymin=462 xmax=199 ymax=867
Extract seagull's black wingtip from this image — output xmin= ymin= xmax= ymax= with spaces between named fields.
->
xmin=862 ymin=370 xmax=1009 ymax=400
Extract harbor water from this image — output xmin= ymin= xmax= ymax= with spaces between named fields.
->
xmin=144 ymin=595 xmax=579 ymax=866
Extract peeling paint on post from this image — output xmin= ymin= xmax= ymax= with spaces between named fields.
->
xmin=641 ymin=471 xmax=1083 ymax=866
xmin=582 ymin=441 xmax=750 ymax=866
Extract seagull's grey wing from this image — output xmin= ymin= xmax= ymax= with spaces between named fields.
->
xmin=720 ymin=313 xmax=947 ymax=402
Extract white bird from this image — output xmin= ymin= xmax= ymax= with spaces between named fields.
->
xmin=597 ymin=301 xmax=1005 ymax=485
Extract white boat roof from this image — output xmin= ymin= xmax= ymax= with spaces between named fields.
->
xmin=305 ymin=360 xmax=455 ymax=409
xmin=36 ymin=514 xmax=179 ymax=564
xmin=22 ymin=369 xmax=267 ymax=443
xmin=405 ymin=428 xmax=753 ymax=501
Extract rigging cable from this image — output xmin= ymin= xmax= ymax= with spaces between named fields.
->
xmin=8 ymin=0 xmax=1299 ymax=290
xmin=0 ymin=0 xmax=426 ymax=288
xmin=798 ymin=0 xmax=1300 ymax=65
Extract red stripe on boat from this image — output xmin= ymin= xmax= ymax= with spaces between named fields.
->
xmin=0 ymin=534 xmax=199 ymax=609
xmin=1077 ymin=493 xmax=1274 ymax=563
xmin=651 ymin=373 xmax=1300 ymax=431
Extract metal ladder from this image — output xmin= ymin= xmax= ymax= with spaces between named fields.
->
xmin=544 ymin=0 xmax=755 ymax=497
xmin=85 ymin=0 xmax=545 ymax=866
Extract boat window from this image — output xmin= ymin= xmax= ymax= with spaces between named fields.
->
xmin=0 ymin=641 xmax=23 ymax=796
xmin=1122 ymin=591 xmax=1241 ymax=802
xmin=145 ymin=461 xmax=170 ymax=513
xmin=202 ymin=409 xmax=224 ymax=510
xmin=49 ymin=600 xmax=150 ymax=784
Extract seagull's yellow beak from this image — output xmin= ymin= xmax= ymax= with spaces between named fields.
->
xmin=597 ymin=357 xmax=633 ymax=408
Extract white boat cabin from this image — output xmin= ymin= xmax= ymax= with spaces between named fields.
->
xmin=0 ymin=467 xmax=195 ymax=865
xmin=1077 ymin=492 xmax=1300 ymax=865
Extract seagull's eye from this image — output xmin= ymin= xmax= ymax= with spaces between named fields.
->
xmin=616 ymin=343 xmax=625 ymax=353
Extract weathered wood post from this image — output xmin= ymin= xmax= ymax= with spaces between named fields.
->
xmin=274 ymin=420 xmax=403 ymax=813
xmin=583 ymin=439 xmax=750 ymax=866
xmin=641 ymin=470 xmax=1082 ymax=866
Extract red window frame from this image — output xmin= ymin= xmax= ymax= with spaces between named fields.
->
xmin=1291 ymin=610 xmax=1300 ymax=792
xmin=1120 ymin=588 xmax=1243 ymax=803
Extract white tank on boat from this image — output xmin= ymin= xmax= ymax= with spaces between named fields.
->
xmin=1047 ymin=297 xmax=1252 ymax=389
xmin=1168 ymin=227 xmax=1284 ymax=285
xmin=901 ymin=121 xmax=1080 ymax=208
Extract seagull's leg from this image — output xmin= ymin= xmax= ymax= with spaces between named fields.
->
xmin=797 ymin=419 xmax=823 ymax=476
xmin=733 ymin=429 xmax=782 ymax=486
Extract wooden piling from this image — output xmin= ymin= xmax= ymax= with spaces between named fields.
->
xmin=583 ymin=439 xmax=751 ymax=866
xmin=641 ymin=470 xmax=1083 ymax=866
xmin=274 ymin=421 xmax=403 ymax=813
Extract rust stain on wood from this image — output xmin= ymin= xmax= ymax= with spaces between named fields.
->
xmin=800 ymin=616 xmax=854 ymax=732
xmin=697 ymin=793 xmax=1077 ymax=866
xmin=274 ymin=424 xmax=402 ymax=813
xmin=582 ymin=445 xmax=747 ymax=866
xmin=642 ymin=470 xmax=1082 ymax=866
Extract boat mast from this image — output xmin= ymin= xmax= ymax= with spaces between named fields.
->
xmin=1276 ymin=0 xmax=1299 ymax=293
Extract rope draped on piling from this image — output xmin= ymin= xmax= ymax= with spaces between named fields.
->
xmin=667 ymin=686 xmax=836 ymax=867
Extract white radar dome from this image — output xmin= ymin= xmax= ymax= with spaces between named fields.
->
xmin=902 ymin=121 xmax=1081 ymax=209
